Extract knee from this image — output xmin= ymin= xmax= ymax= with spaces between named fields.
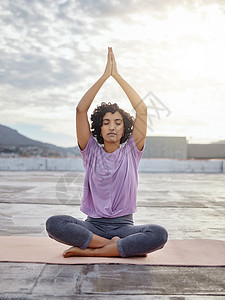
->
xmin=45 ymin=215 xmax=64 ymax=235
xmin=45 ymin=216 xmax=56 ymax=234
xmin=145 ymin=224 xmax=168 ymax=247
xmin=158 ymin=225 xmax=168 ymax=245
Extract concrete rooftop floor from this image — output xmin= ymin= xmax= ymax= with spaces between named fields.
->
xmin=0 ymin=171 xmax=225 ymax=299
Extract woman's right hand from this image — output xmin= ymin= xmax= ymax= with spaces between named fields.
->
xmin=103 ymin=47 xmax=112 ymax=78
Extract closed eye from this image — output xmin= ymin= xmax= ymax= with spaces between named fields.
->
xmin=103 ymin=122 xmax=122 ymax=125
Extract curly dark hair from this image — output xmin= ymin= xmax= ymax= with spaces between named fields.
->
xmin=91 ymin=102 xmax=135 ymax=144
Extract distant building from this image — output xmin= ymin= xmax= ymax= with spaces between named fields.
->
xmin=187 ymin=144 xmax=225 ymax=159
xmin=143 ymin=136 xmax=187 ymax=159
xmin=142 ymin=136 xmax=225 ymax=159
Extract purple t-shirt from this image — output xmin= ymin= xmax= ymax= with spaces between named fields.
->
xmin=79 ymin=133 xmax=145 ymax=218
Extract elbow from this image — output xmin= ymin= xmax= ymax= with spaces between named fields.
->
xmin=76 ymin=105 xmax=81 ymax=112
xmin=134 ymin=100 xmax=148 ymax=113
xmin=76 ymin=99 xmax=89 ymax=113
xmin=136 ymin=103 xmax=148 ymax=114
xmin=76 ymin=105 xmax=86 ymax=113
xmin=142 ymin=103 xmax=148 ymax=111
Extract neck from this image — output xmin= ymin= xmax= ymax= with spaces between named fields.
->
xmin=103 ymin=141 xmax=120 ymax=153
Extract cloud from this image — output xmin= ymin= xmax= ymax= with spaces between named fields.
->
xmin=0 ymin=0 xmax=225 ymax=146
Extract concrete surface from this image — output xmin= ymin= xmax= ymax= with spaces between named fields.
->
xmin=0 ymin=158 xmax=225 ymax=173
xmin=0 ymin=171 xmax=225 ymax=299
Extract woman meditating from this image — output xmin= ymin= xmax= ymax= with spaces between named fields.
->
xmin=46 ymin=47 xmax=168 ymax=258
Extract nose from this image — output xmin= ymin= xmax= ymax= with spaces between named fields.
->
xmin=109 ymin=124 xmax=115 ymax=131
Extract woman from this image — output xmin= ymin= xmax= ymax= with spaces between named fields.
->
xmin=46 ymin=47 xmax=168 ymax=258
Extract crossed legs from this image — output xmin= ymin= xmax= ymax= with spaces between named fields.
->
xmin=63 ymin=235 xmax=120 ymax=257
xmin=46 ymin=215 xmax=168 ymax=258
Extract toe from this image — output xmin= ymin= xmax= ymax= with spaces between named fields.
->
xmin=63 ymin=252 xmax=70 ymax=258
xmin=63 ymin=250 xmax=70 ymax=258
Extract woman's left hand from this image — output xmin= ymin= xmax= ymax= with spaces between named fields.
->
xmin=111 ymin=48 xmax=119 ymax=78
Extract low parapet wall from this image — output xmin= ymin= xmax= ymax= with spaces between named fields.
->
xmin=0 ymin=158 xmax=84 ymax=172
xmin=0 ymin=158 xmax=225 ymax=173
xmin=139 ymin=159 xmax=224 ymax=173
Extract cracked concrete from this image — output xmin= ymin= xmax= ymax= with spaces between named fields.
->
xmin=0 ymin=171 xmax=225 ymax=299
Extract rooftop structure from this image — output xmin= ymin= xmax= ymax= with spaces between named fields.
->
xmin=0 ymin=171 xmax=224 ymax=298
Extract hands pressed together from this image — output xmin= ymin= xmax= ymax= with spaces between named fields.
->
xmin=103 ymin=47 xmax=119 ymax=79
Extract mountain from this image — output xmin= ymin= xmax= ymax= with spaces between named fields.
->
xmin=0 ymin=124 xmax=57 ymax=147
xmin=0 ymin=124 xmax=80 ymax=157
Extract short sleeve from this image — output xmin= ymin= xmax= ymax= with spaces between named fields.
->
xmin=79 ymin=134 xmax=98 ymax=169
xmin=126 ymin=134 xmax=145 ymax=161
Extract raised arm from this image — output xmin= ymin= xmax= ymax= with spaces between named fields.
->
xmin=76 ymin=48 xmax=112 ymax=150
xmin=111 ymin=49 xmax=147 ymax=151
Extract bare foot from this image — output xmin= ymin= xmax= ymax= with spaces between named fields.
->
xmin=63 ymin=237 xmax=121 ymax=258
xmin=63 ymin=246 xmax=87 ymax=258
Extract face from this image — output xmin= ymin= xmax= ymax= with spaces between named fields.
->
xmin=101 ymin=111 xmax=124 ymax=143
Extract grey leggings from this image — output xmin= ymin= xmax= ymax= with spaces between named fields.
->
xmin=46 ymin=214 xmax=168 ymax=257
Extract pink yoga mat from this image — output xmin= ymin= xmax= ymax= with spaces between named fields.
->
xmin=0 ymin=236 xmax=225 ymax=266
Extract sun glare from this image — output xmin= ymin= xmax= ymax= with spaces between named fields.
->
xmin=127 ymin=5 xmax=225 ymax=81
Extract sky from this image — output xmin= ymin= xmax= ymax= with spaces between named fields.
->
xmin=0 ymin=0 xmax=225 ymax=147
